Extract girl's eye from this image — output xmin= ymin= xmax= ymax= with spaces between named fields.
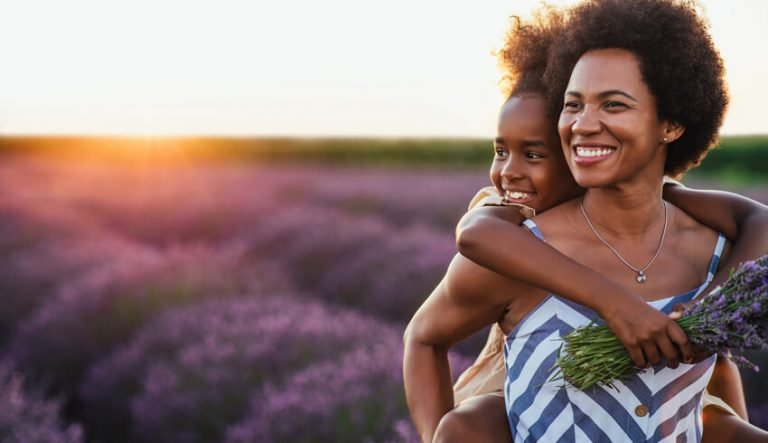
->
xmin=526 ymin=151 xmax=544 ymax=160
xmin=495 ymin=148 xmax=508 ymax=159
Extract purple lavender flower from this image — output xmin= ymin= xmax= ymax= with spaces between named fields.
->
xmin=0 ymin=232 xmax=145 ymax=345
xmin=222 ymin=342 xmax=408 ymax=443
xmin=679 ymin=256 xmax=768 ymax=369
xmin=80 ymin=295 xmax=404 ymax=443
xmin=8 ymin=244 xmax=290 ymax=393
xmin=559 ymin=256 xmax=768 ymax=389
xmin=0 ymin=156 xmax=597 ymax=441
xmin=268 ymin=165 xmax=487 ymax=230
xmin=236 ymin=204 xmax=455 ymax=323
xmin=0 ymin=361 xmax=83 ymax=443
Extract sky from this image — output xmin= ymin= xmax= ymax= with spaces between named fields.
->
xmin=0 ymin=0 xmax=765 ymax=137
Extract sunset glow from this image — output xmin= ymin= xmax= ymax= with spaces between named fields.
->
xmin=0 ymin=0 xmax=765 ymax=137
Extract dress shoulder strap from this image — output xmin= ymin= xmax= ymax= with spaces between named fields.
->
xmin=693 ymin=232 xmax=726 ymax=298
xmin=522 ymin=219 xmax=545 ymax=241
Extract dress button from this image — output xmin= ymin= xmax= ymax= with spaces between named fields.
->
xmin=635 ymin=405 xmax=649 ymax=417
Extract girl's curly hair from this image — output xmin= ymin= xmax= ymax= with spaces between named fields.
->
xmin=544 ymin=0 xmax=728 ymax=176
xmin=496 ymin=5 xmax=566 ymax=111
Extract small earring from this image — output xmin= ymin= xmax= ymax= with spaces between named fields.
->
xmin=662 ymin=137 xmax=669 ymax=143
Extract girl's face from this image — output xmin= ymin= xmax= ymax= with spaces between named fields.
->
xmin=491 ymin=93 xmax=582 ymax=214
xmin=558 ymin=48 xmax=672 ymax=189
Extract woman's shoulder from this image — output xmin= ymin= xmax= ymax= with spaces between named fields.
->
xmin=670 ymin=203 xmax=721 ymax=238
xmin=525 ymin=198 xmax=583 ymax=242
xmin=667 ymin=203 xmax=729 ymax=268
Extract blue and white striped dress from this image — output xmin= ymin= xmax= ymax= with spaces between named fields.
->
xmin=504 ymin=219 xmax=726 ymax=442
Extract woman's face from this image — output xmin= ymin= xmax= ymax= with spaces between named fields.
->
xmin=558 ymin=48 xmax=670 ymax=189
xmin=491 ymin=93 xmax=582 ymax=214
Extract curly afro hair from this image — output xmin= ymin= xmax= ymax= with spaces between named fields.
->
xmin=496 ymin=5 xmax=566 ymax=111
xmin=544 ymin=0 xmax=729 ymax=176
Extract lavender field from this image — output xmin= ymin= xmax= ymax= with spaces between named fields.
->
xmin=0 ymin=152 xmax=766 ymax=442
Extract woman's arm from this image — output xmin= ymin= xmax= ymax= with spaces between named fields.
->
xmin=404 ymin=255 xmax=522 ymax=443
xmin=663 ymin=185 xmax=768 ymax=287
xmin=456 ymin=206 xmax=694 ymax=368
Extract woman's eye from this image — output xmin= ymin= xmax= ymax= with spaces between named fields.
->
xmin=605 ymin=101 xmax=627 ymax=110
xmin=563 ymin=101 xmax=582 ymax=112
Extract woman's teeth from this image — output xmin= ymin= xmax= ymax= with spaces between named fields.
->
xmin=576 ymin=147 xmax=615 ymax=157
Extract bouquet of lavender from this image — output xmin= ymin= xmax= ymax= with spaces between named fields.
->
xmin=556 ymin=255 xmax=768 ymax=390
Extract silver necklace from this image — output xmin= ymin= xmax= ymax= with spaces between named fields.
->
xmin=579 ymin=200 xmax=668 ymax=283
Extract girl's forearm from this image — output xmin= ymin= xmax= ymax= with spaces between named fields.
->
xmin=663 ymin=185 xmax=768 ymax=244
xmin=456 ymin=209 xmax=696 ymax=368
xmin=710 ymin=211 xmax=768 ymax=288
xmin=457 ymin=211 xmax=636 ymax=314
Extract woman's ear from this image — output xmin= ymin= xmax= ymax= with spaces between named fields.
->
xmin=660 ymin=121 xmax=685 ymax=144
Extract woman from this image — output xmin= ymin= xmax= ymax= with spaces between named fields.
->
xmin=403 ymin=0 xmax=762 ymax=441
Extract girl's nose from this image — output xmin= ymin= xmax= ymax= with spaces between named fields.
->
xmin=501 ymin=158 xmax=525 ymax=180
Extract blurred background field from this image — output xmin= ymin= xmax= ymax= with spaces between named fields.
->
xmin=0 ymin=136 xmax=766 ymax=442
xmin=4 ymin=134 xmax=768 ymax=182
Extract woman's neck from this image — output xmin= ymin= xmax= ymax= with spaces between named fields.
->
xmin=580 ymin=179 xmax=666 ymax=238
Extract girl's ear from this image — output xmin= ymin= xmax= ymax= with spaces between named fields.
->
xmin=660 ymin=121 xmax=685 ymax=145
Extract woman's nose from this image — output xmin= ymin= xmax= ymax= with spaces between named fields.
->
xmin=571 ymin=107 xmax=601 ymax=135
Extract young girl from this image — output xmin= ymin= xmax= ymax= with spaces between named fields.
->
xmin=404 ymin=4 xmax=768 ymax=442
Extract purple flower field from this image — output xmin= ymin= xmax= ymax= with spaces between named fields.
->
xmin=0 ymin=361 xmax=83 ymax=443
xmin=0 ymin=153 xmax=765 ymax=441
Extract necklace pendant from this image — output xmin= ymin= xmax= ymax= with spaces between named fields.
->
xmin=636 ymin=271 xmax=647 ymax=283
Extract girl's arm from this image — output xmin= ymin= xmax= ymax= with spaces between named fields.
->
xmin=663 ymin=184 xmax=768 ymax=287
xmin=456 ymin=205 xmax=694 ymax=369
xmin=664 ymin=186 xmax=768 ymax=422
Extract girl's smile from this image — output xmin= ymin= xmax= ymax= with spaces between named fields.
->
xmin=491 ymin=93 xmax=582 ymax=214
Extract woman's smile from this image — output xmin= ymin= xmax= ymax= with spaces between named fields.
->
xmin=573 ymin=143 xmax=617 ymax=164
xmin=559 ymin=48 xmax=669 ymax=188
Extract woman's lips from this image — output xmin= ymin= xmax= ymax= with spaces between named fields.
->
xmin=573 ymin=145 xmax=616 ymax=164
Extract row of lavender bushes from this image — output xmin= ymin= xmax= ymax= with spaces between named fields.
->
xmin=0 ymin=362 xmax=82 ymax=443
xmin=0 ymin=154 xmax=766 ymax=441
xmin=0 ymin=156 xmax=484 ymax=442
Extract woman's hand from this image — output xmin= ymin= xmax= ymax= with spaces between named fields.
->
xmin=599 ymin=296 xmax=695 ymax=368
xmin=666 ymin=303 xmax=714 ymax=364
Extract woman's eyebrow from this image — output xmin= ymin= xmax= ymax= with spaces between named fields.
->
xmin=564 ymin=89 xmax=638 ymax=102
xmin=598 ymin=89 xmax=638 ymax=101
